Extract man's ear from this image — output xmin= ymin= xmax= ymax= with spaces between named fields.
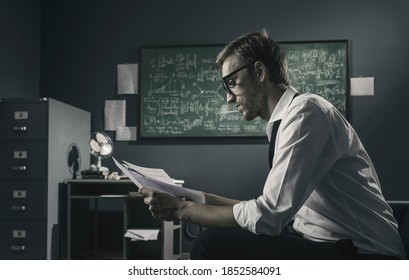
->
xmin=254 ymin=61 xmax=266 ymax=81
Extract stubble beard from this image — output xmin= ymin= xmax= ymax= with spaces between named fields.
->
xmin=242 ymin=87 xmax=267 ymax=121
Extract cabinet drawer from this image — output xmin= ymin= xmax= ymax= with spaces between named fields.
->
xmin=0 ymin=142 xmax=47 ymax=179
xmin=0 ymin=221 xmax=47 ymax=259
xmin=0 ymin=101 xmax=48 ymax=140
xmin=0 ymin=181 xmax=47 ymax=219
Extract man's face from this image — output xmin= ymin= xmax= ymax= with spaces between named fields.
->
xmin=222 ymin=57 xmax=267 ymax=121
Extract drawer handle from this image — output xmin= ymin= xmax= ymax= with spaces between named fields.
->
xmin=11 ymin=245 xmax=26 ymax=251
xmin=12 ymin=166 xmax=27 ymax=171
xmin=13 ymin=126 xmax=27 ymax=132
xmin=13 ymin=230 xmax=27 ymax=238
xmin=13 ymin=190 xmax=27 ymax=198
xmin=11 ymin=206 xmax=26 ymax=211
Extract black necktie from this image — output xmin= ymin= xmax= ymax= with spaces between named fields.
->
xmin=268 ymin=92 xmax=299 ymax=169
xmin=268 ymin=120 xmax=281 ymax=170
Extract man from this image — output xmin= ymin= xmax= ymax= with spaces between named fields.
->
xmin=140 ymin=30 xmax=406 ymax=259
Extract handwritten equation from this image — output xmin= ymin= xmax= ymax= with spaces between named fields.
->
xmin=140 ymin=46 xmax=266 ymax=137
xmin=282 ymin=41 xmax=348 ymax=115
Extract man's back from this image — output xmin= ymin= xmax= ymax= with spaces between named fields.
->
xmin=290 ymin=93 xmax=405 ymax=259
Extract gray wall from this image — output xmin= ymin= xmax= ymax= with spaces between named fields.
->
xmin=4 ymin=0 xmax=409 ymax=202
xmin=0 ymin=0 xmax=41 ymax=99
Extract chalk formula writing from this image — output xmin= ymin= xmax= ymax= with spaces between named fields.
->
xmin=140 ymin=46 xmax=266 ymax=138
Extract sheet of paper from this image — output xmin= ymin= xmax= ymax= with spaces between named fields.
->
xmin=104 ymin=100 xmax=126 ymax=131
xmin=124 ymin=229 xmax=159 ymax=241
xmin=117 ymin=63 xmax=138 ymax=94
xmin=112 ymin=157 xmax=205 ymax=203
xmin=123 ymin=160 xmax=175 ymax=185
xmin=116 ymin=126 xmax=137 ymax=141
xmin=350 ymin=77 xmax=374 ymax=96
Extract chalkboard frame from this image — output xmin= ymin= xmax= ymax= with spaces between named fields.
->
xmin=138 ymin=40 xmax=349 ymax=139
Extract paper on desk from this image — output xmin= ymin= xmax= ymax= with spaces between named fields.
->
xmin=124 ymin=229 xmax=159 ymax=241
xmin=112 ymin=157 xmax=205 ymax=203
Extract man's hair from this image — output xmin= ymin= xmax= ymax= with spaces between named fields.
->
xmin=216 ymin=29 xmax=290 ymax=87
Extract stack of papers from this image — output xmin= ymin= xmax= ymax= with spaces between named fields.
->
xmin=113 ymin=157 xmax=205 ymax=203
xmin=124 ymin=229 xmax=159 ymax=241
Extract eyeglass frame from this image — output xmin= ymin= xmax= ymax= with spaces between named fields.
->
xmin=221 ymin=62 xmax=253 ymax=95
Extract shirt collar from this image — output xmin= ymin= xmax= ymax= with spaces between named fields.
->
xmin=266 ymin=86 xmax=299 ymax=141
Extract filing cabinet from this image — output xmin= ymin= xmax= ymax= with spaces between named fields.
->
xmin=0 ymin=98 xmax=90 ymax=259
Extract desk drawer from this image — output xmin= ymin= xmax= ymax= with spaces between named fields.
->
xmin=0 ymin=181 xmax=47 ymax=219
xmin=0 ymin=221 xmax=47 ymax=259
xmin=0 ymin=142 xmax=47 ymax=179
xmin=0 ymin=102 xmax=48 ymax=140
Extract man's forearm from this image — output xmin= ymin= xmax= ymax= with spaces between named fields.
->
xmin=204 ymin=192 xmax=241 ymax=206
xmin=177 ymin=200 xmax=240 ymax=228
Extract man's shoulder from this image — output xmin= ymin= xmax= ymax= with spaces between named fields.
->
xmin=291 ymin=93 xmax=333 ymax=111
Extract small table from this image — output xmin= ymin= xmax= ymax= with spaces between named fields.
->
xmin=61 ymin=179 xmax=182 ymax=260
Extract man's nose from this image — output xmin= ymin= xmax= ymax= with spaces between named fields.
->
xmin=227 ymin=92 xmax=235 ymax=104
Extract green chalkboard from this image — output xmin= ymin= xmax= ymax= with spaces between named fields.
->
xmin=139 ymin=41 xmax=349 ymax=138
xmin=281 ymin=41 xmax=349 ymax=116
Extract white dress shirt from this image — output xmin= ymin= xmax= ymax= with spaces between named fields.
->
xmin=233 ymin=86 xmax=406 ymax=258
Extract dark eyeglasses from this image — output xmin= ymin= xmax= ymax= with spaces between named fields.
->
xmin=221 ymin=63 xmax=252 ymax=95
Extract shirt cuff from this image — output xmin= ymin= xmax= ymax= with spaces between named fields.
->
xmin=233 ymin=199 xmax=261 ymax=234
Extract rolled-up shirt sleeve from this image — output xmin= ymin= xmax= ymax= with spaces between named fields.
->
xmin=233 ymin=96 xmax=334 ymax=236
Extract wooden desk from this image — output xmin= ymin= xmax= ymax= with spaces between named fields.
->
xmin=60 ymin=179 xmax=181 ymax=260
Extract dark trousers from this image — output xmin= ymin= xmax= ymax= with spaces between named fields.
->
xmin=190 ymin=226 xmax=398 ymax=260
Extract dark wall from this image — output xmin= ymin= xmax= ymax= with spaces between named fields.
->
xmin=0 ymin=0 xmax=41 ymax=99
xmin=39 ymin=0 xmax=409 ymax=200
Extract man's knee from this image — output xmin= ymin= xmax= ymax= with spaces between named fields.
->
xmin=190 ymin=228 xmax=217 ymax=259
xmin=190 ymin=228 xmax=250 ymax=259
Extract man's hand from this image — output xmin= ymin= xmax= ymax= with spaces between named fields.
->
xmin=138 ymin=188 xmax=240 ymax=228
xmin=139 ymin=188 xmax=184 ymax=221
